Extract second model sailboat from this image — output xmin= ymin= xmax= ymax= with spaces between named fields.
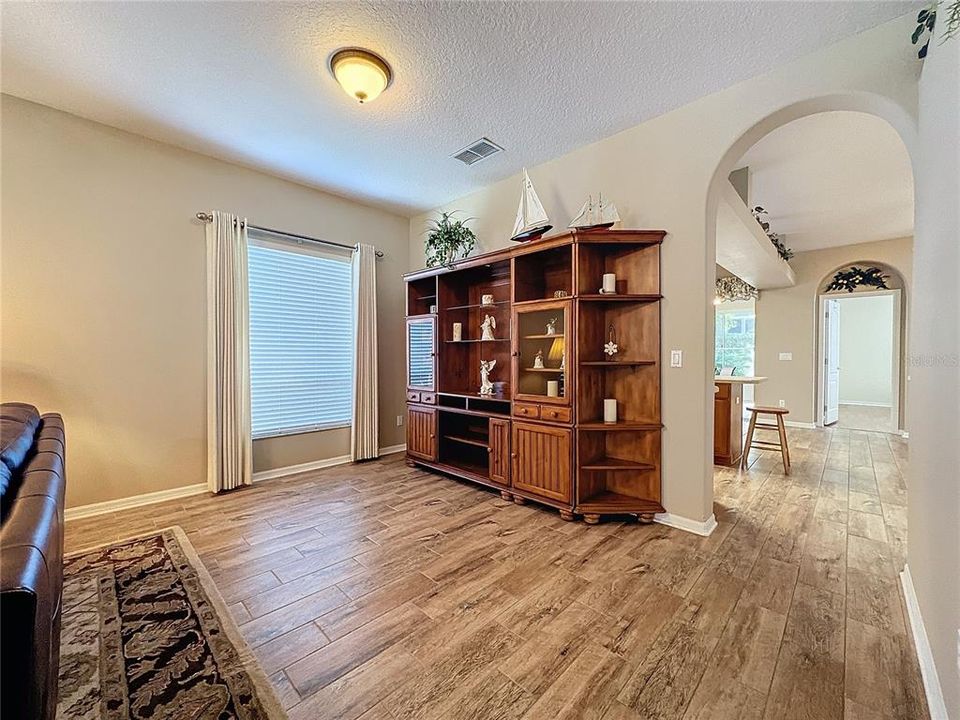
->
xmin=569 ymin=193 xmax=620 ymax=230
xmin=510 ymin=168 xmax=553 ymax=242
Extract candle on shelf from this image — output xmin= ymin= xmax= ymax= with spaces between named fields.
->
xmin=546 ymin=380 xmax=560 ymax=397
xmin=602 ymin=273 xmax=617 ymax=294
xmin=452 ymin=322 xmax=462 ymax=342
xmin=603 ymin=398 xmax=617 ymax=424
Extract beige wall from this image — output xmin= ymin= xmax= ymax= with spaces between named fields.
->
xmin=408 ymin=17 xmax=919 ymax=523
xmin=910 ymin=32 xmax=959 ymax=717
xmin=753 ymin=237 xmax=912 ymax=426
xmin=1 ymin=95 xmax=410 ymax=508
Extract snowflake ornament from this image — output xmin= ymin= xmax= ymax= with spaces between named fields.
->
xmin=604 ymin=340 xmax=619 ymax=357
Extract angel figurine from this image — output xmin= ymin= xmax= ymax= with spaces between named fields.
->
xmin=480 ymin=314 xmax=497 ymax=341
xmin=533 ymin=350 xmax=545 ymax=369
xmin=546 ymin=318 xmax=558 ymax=336
xmin=479 ymin=359 xmax=497 ymax=395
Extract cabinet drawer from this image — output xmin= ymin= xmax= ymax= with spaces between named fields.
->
xmin=406 ymin=390 xmax=421 ymax=403
xmin=539 ymin=405 xmax=571 ymax=423
xmin=420 ymin=392 xmax=436 ymax=405
xmin=513 ymin=402 xmax=540 ymax=419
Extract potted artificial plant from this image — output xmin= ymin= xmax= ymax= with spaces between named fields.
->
xmin=425 ymin=212 xmax=477 ymax=268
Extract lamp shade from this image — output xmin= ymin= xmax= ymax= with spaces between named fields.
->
xmin=329 ymin=48 xmax=393 ymax=104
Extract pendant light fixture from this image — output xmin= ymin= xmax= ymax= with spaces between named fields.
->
xmin=328 ymin=47 xmax=393 ymax=104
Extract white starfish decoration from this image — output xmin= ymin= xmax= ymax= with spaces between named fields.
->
xmin=604 ymin=340 xmax=619 ymax=357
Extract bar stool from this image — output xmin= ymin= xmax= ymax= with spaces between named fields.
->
xmin=742 ymin=406 xmax=791 ymax=474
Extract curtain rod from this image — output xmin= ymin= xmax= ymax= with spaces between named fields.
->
xmin=195 ymin=212 xmax=383 ymax=258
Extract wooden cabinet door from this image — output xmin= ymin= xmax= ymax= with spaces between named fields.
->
xmin=488 ymin=418 xmax=511 ymax=485
xmin=511 ymin=422 xmax=572 ymax=504
xmin=407 ymin=407 xmax=437 ymax=462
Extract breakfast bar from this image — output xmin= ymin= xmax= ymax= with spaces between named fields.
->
xmin=714 ymin=376 xmax=767 ymax=466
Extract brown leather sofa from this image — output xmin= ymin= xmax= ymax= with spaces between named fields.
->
xmin=1 ymin=403 xmax=66 ymax=720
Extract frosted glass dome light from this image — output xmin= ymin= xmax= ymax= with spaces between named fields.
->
xmin=329 ymin=48 xmax=393 ymax=104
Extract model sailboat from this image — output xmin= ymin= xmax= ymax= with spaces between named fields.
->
xmin=510 ymin=168 xmax=553 ymax=242
xmin=569 ymin=193 xmax=620 ymax=230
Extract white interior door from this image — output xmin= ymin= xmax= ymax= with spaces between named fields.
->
xmin=823 ymin=299 xmax=841 ymax=425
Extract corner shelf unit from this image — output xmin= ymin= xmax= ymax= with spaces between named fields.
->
xmin=404 ymin=229 xmax=665 ymax=523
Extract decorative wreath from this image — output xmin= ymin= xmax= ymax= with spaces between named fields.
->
xmin=825 ymin=266 xmax=889 ymax=293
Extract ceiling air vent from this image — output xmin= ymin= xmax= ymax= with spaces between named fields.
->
xmin=452 ymin=137 xmax=504 ymax=166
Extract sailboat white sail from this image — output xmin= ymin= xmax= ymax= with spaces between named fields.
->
xmin=510 ymin=168 xmax=552 ymax=242
xmin=569 ymin=193 xmax=620 ymax=230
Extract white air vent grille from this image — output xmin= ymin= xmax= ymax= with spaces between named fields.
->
xmin=453 ymin=137 xmax=503 ymax=165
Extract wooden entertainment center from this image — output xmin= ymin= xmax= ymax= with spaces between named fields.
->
xmin=404 ymin=229 xmax=664 ymax=523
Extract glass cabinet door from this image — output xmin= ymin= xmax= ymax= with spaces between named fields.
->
xmin=513 ymin=300 xmax=570 ymax=404
xmin=407 ymin=317 xmax=436 ymax=390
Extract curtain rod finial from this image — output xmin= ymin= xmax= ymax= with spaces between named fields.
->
xmin=197 ymin=212 xmax=213 ymax=223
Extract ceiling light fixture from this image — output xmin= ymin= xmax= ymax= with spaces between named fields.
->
xmin=328 ymin=47 xmax=393 ymax=104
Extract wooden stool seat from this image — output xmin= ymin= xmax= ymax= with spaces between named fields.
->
xmin=746 ymin=405 xmax=789 ymax=415
xmin=742 ymin=406 xmax=791 ymax=473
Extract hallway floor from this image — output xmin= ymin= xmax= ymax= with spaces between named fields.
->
xmin=64 ymin=426 xmax=926 ymax=720
xmin=836 ymin=403 xmax=899 ymax=433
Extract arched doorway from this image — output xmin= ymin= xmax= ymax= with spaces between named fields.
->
xmin=704 ymin=92 xmax=916 ymax=478
xmin=815 ymin=261 xmax=909 ymax=433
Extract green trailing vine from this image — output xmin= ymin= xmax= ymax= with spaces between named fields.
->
xmin=751 ymin=206 xmax=794 ymax=262
xmin=913 ymin=2 xmax=960 ymax=59
xmin=424 ymin=211 xmax=477 ymax=268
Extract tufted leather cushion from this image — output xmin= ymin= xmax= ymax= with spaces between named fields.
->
xmin=1 ymin=403 xmax=41 ymax=473
xmin=1 ymin=406 xmax=65 ymax=720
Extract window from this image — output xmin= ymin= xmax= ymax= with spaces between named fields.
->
xmin=715 ymin=302 xmax=756 ymax=376
xmin=248 ymin=231 xmax=353 ymax=438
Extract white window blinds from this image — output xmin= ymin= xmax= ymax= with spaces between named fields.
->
xmin=247 ymin=231 xmax=353 ymax=438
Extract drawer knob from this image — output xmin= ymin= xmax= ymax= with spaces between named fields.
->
xmin=486 ymin=447 xmax=492 ymax=454
xmin=511 ymin=453 xmax=518 ymax=458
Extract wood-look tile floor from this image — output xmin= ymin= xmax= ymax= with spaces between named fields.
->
xmin=65 ymin=426 xmax=927 ymax=720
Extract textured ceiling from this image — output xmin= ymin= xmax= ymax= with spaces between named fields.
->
xmin=737 ymin=111 xmax=913 ymax=253
xmin=1 ymin=1 xmax=913 ymax=215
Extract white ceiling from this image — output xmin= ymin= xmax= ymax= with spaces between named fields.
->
xmin=737 ymin=111 xmax=913 ymax=253
xmin=1 ymin=2 xmax=913 ymax=216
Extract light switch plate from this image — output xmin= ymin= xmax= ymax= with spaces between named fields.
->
xmin=779 ymin=352 xmax=793 ymax=361
xmin=670 ymin=350 xmax=683 ymax=368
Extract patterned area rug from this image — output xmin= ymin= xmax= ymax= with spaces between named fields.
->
xmin=58 ymin=527 xmax=285 ymax=719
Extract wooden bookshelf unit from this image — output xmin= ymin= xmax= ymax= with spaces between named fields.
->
xmin=404 ymin=229 xmax=664 ymax=523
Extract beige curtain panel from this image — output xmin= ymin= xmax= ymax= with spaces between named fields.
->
xmin=351 ymin=243 xmax=379 ymax=461
xmin=205 ymin=210 xmax=253 ymax=492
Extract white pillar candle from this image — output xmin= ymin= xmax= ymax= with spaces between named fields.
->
xmin=603 ymin=398 xmax=617 ymax=424
xmin=602 ymin=273 xmax=617 ymax=293
xmin=546 ymin=380 xmax=559 ymax=397
xmin=452 ymin=322 xmax=462 ymax=342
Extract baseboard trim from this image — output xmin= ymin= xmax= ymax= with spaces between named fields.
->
xmin=252 ymin=443 xmax=407 ymax=483
xmin=783 ymin=420 xmax=817 ymax=429
xmin=900 ymin=565 xmax=948 ymax=719
xmin=654 ymin=512 xmax=718 ymax=537
xmin=252 ymin=454 xmax=352 ymax=482
xmin=66 ymin=445 xmax=409 ymax=520
xmin=65 ymin=483 xmax=208 ymax=521
xmin=840 ymin=401 xmax=893 ymax=408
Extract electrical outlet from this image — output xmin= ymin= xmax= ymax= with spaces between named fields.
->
xmin=670 ymin=350 xmax=683 ymax=368
xmin=778 ymin=399 xmax=785 ymax=408
xmin=396 ymin=415 xmax=404 ymax=427
xmin=779 ymin=352 xmax=793 ymax=361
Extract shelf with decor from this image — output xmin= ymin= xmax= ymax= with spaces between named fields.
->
xmin=405 ymin=228 xmax=664 ymax=523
